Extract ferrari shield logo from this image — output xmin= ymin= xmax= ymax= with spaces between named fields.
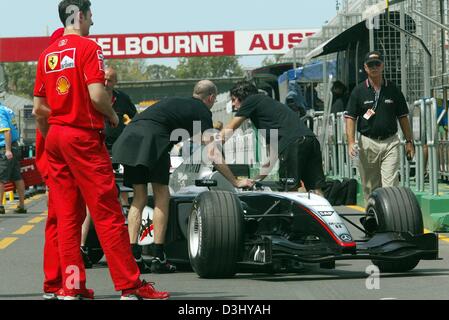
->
xmin=48 ymin=55 xmax=59 ymax=70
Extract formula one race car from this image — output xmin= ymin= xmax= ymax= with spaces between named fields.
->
xmin=131 ymin=158 xmax=439 ymax=278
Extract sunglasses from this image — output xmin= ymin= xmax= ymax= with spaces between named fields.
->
xmin=367 ymin=61 xmax=382 ymax=68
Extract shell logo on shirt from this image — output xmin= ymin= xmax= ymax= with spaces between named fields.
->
xmin=45 ymin=48 xmax=76 ymax=73
xmin=56 ymin=76 xmax=71 ymax=95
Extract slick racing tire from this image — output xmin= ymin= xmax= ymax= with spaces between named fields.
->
xmin=85 ymin=224 xmax=104 ymax=264
xmin=188 ymin=191 xmax=244 ymax=279
xmin=367 ymin=187 xmax=423 ymax=273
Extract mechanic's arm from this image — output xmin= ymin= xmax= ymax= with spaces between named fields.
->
xmin=346 ymin=117 xmax=358 ymax=158
xmin=399 ymin=116 xmax=415 ymax=160
xmin=253 ymin=147 xmax=278 ymax=182
xmin=33 ymin=97 xmax=51 ymax=138
xmin=88 ymin=83 xmax=119 ymax=128
xmin=220 ymin=116 xmax=247 ymax=143
xmin=206 ymin=141 xmax=254 ymax=189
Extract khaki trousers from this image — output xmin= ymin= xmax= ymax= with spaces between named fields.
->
xmin=359 ymin=134 xmax=401 ymax=204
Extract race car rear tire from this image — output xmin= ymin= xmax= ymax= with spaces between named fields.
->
xmin=188 ymin=191 xmax=243 ymax=279
xmin=367 ymin=187 xmax=423 ymax=272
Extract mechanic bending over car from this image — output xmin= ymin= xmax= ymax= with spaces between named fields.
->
xmin=112 ymin=80 xmax=254 ymax=274
xmin=221 ymin=80 xmax=326 ymax=196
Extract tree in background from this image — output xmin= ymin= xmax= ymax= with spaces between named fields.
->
xmin=261 ymin=55 xmax=283 ymax=67
xmin=3 ymin=56 xmax=245 ymax=99
xmin=176 ymin=56 xmax=244 ymax=79
xmin=3 ymin=62 xmax=37 ymax=98
xmin=146 ymin=64 xmax=176 ymax=80
xmin=106 ymin=59 xmax=148 ymax=81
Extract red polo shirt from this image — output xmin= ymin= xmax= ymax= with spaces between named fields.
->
xmin=34 ymin=34 xmax=106 ymax=130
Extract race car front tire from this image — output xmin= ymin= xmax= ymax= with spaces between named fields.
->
xmin=188 ymin=191 xmax=244 ymax=279
xmin=367 ymin=187 xmax=423 ymax=272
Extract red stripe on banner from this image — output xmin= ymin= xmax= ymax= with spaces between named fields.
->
xmin=0 ymin=37 xmax=53 ymax=62
xmin=90 ymin=31 xmax=236 ymax=59
xmin=0 ymin=31 xmax=236 ymax=62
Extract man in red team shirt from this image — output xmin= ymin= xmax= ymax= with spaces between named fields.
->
xmin=33 ymin=0 xmax=169 ymax=300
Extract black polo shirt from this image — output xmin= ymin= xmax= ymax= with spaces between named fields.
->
xmin=112 ymin=97 xmax=213 ymax=169
xmin=104 ymin=89 xmax=137 ymax=149
xmin=345 ymin=79 xmax=409 ymax=139
xmin=133 ymin=97 xmax=213 ymax=136
xmin=235 ymin=94 xmax=315 ymax=154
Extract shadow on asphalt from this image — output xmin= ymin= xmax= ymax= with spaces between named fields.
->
xmin=231 ymin=267 xmax=449 ymax=282
xmin=0 ymin=293 xmax=43 ymax=299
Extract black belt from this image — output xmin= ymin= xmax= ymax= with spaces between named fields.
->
xmin=362 ymin=133 xmax=395 ymax=141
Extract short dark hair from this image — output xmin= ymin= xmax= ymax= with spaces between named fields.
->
xmin=58 ymin=0 xmax=91 ymax=27
xmin=230 ymin=81 xmax=259 ymax=102
xmin=332 ymin=80 xmax=347 ymax=94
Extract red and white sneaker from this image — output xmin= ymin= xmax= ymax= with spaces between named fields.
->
xmin=62 ymin=288 xmax=95 ymax=300
xmin=43 ymin=289 xmax=62 ymax=300
xmin=121 ymin=281 xmax=170 ymax=300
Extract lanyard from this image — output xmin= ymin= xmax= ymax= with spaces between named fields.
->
xmin=372 ymin=88 xmax=382 ymax=112
xmin=366 ymin=79 xmax=383 ymax=112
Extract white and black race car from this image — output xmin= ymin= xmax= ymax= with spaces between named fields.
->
xmin=130 ymin=157 xmax=439 ymax=278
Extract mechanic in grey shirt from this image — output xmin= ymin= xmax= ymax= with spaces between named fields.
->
xmin=222 ymin=81 xmax=326 ymax=195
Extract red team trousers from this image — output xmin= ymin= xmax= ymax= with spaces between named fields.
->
xmin=43 ymin=125 xmax=141 ymax=293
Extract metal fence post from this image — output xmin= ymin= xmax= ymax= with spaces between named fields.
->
xmin=413 ymin=99 xmax=426 ymax=192
xmin=426 ymin=98 xmax=439 ymax=196
xmin=336 ymin=112 xmax=344 ymax=178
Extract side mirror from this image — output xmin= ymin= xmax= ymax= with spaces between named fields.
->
xmin=280 ymin=178 xmax=297 ymax=186
xmin=195 ymin=179 xmax=218 ymax=187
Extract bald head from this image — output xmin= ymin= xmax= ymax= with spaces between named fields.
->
xmin=193 ymin=80 xmax=218 ymax=100
xmin=105 ymin=66 xmax=117 ymax=91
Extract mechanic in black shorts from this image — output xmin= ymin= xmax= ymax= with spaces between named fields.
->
xmin=222 ymin=81 xmax=326 ymax=195
xmin=112 ymin=80 xmax=254 ymax=273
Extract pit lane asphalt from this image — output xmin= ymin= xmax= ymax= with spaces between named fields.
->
xmin=1 ymin=194 xmax=449 ymax=301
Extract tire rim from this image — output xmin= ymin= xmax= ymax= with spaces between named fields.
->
xmin=189 ymin=207 xmax=201 ymax=258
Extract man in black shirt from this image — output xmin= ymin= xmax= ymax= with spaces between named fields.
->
xmin=222 ymin=81 xmax=326 ymax=195
xmin=104 ymin=67 xmax=137 ymax=151
xmin=113 ymin=80 xmax=254 ymax=273
xmin=345 ymin=51 xmax=415 ymax=203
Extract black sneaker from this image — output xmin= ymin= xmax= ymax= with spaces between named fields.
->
xmin=0 ymin=206 xmax=5 ymax=215
xmin=150 ymin=257 xmax=176 ymax=274
xmin=80 ymin=247 xmax=93 ymax=269
xmin=14 ymin=207 xmax=27 ymax=214
xmin=135 ymin=257 xmax=152 ymax=274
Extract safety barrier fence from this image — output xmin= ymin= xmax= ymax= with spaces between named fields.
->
xmin=411 ymin=98 xmax=439 ymax=195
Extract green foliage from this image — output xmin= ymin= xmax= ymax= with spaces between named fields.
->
xmin=261 ymin=55 xmax=283 ymax=67
xmin=176 ymin=56 xmax=244 ymax=79
xmin=3 ymin=56 xmax=245 ymax=98
xmin=3 ymin=62 xmax=37 ymax=98
xmin=106 ymin=59 xmax=149 ymax=81
xmin=146 ymin=64 xmax=176 ymax=80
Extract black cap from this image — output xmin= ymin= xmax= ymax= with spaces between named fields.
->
xmin=364 ymin=51 xmax=384 ymax=64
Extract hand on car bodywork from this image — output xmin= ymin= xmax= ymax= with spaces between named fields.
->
xmin=234 ymin=178 xmax=255 ymax=189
